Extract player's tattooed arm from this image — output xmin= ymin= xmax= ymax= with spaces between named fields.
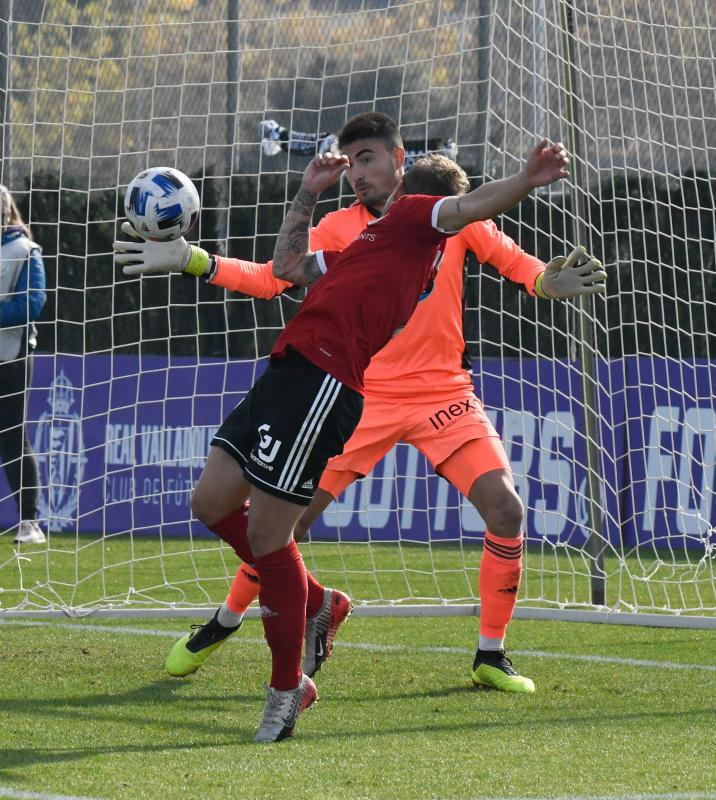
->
xmin=272 ymin=187 xmax=320 ymax=286
xmin=274 ymin=152 xmax=349 ymax=285
xmin=300 ymin=254 xmax=323 ymax=284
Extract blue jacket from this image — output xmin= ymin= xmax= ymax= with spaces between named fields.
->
xmin=0 ymin=227 xmax=46 ymax=328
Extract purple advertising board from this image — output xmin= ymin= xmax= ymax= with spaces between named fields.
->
xmin=0 ymin=354 xmax=713 ymax=549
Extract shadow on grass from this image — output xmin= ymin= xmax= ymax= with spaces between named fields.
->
xmin=1 ymin=673 xmax=714 ymax=774
xmin=0 ymin=740 xmax=263 ymax=786
xmin=0 ymin=679 xmax=262 ymax=774
xmin=1 ymin=676 xmax=258 ymax=712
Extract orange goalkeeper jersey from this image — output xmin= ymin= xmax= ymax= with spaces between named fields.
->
xmin=211 ymin=201 xmax=545 ymax=401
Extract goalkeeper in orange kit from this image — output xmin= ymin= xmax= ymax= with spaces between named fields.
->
xmin=115 ymin=112 xmax=606 ymax=692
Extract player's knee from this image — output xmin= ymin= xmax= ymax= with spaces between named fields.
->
xmin=483 ymin=490 xmax=524 ymax=537
xmin=190 ymin=488 xmax=215 ymax=527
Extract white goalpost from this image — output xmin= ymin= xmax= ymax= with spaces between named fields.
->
xmin=0 ymin=0 xmax=714 ymax=626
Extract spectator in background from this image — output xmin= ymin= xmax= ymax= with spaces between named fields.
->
xmin=0 ymin=185 xmax=47 ymax=545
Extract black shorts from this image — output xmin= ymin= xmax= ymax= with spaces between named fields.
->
xmin=211 ymin=350 xmax=363 ymax=505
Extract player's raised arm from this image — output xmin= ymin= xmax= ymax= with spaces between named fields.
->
xmin=272 ymin=152 xmax=350 ymax=286
xmin=437 ymin=139 xmax=569 ymax=232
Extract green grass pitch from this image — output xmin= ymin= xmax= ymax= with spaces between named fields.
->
xmin=1 ymin=615 xmax=715 ymax=799
xmin=1 ymin=535 xmax=715 ymax=799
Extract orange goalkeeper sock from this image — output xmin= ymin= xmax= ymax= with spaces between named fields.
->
xmin=226 ymin=563 xmax=260 ymax=615
xmin=478 ymin=530 xmax=524 ymax=641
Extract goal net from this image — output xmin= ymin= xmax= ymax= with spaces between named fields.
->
xmin=1 ymin=0 xmax=714 ymax=623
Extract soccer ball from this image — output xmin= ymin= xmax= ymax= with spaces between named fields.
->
xmin=124 ymin=167 xmax=200 ymax=241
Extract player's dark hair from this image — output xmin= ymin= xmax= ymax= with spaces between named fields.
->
xmin=401 ymin=153 xmax=470 ymax=197
xmin=338 ymin=111 xmax=403 ymax=151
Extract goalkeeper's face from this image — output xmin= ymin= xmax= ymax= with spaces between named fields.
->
xmin=342 ymin=138 xmax=405 ymax=212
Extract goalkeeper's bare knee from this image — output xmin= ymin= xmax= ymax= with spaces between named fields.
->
xmin=482 ymin=492 xmax=524 ymax=538
xmin=469 ymin=472 xmax=524 ymax=538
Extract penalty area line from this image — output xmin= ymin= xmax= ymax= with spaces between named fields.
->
xmin=1 ymin=618 xmax=716 ymax=673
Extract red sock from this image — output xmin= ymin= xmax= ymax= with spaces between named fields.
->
xmin=478 ymin=530 xmax=524 ymax=640
xmin=226 ymin=563 xmax=260 ymax=614
xmin=254 ymin=541 xmax=307 ymax=690
xmin=305 ymin=570 xmax=325 ymax=618
xmin=225 ymin=561 xmax=322 ymax=617
xmin=209 ymin=504 xmax=252 ymax=562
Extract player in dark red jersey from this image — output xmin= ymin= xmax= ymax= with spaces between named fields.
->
xmin=188 ymin=141 xmax=569 ymax=742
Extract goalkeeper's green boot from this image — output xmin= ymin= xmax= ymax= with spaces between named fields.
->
xmin=470 ymin=649 xmax=535 ymax=693
xmin=166 ymin=611 xmax=241 ymax=677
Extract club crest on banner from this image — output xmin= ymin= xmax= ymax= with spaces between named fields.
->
xmin=33 ymin=369 xmax=87 ymax=531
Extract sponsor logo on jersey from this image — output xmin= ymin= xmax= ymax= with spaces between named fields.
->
xmin=428 ymin=398 xmax=487 ymax=431
xmin=301 ymin=478 xmax=314 ymax=490
xmin=355 ymin=231 xmax=376 ymax=241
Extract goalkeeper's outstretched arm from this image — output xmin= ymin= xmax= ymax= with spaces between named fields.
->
xmin=115 ymin=152 xmax=351 ymax=294
xmin=470 ymin=224 xmax=607 ymax=300
xmin=113 ymin=222 xmax=291 ymax=300
xmin=534 ymin=245 xmax=607 ymax=299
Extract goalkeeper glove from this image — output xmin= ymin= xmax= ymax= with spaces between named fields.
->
xmin=535 ymin=245 xmax=607 ymax=300
xmin=114 ymin=222 xmax=211 ymax=278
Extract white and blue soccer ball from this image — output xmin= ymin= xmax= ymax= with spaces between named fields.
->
xmin=124 ymin=167 xmax=200 ymax=241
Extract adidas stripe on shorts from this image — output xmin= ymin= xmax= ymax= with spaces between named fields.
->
xmin=211 ymin=348 xmax=363 ymax=505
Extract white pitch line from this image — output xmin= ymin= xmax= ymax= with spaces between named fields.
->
xmin=2 ymin=618 xmax=715 ymax=673
xmin=457 ymin=793 xmax=716 ymax=800
xmin=0 ymin=787 xmax=709 ymax=800
xmin=0 ymin=787 xmax=710 ymax=800
xmin=0 ymin=786 xmax=106 ymax=800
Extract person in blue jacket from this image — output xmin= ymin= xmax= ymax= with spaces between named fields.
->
xmin=0 ymin=185 xmax=46 ymax=545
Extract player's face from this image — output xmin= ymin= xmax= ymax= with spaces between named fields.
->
xmin=341 ymin=139 xmax=404 ymax=211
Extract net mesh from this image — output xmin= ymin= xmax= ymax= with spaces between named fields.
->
xmin=0 ymin=0 xmax=714 ymax=617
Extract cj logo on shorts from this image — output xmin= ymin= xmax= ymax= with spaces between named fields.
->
xmin=257 ymin=424 xmax=282 ymax=464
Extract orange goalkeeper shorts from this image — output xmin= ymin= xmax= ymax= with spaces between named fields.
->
xmin=319 ymin=388 xmax=510 ymax=499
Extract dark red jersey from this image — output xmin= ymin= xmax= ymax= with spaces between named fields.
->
xmin=272 ymin=194 xmax=450 ymax=394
